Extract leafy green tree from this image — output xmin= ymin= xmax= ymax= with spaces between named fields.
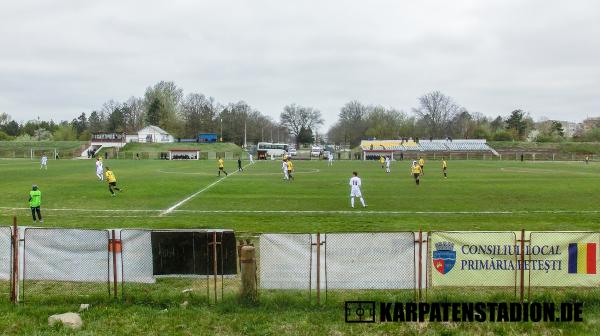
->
xmin=108 ymin=107 xmax=125 ymax=132
xmin=505 ymin=109 xmax=529 ymax=140
xmin=2 ymin=120 xmax=20 ymax=136
xmin=88 ymin=111 xmax=103 ymax=133
xmin=0 ymin=130 xmax=14 ymax=140
xmin=146 ymin=98 xmax=162 ymax=126
xmin=297 ymin=126 xmax=314 ymax=144
xmin=53 ymin=124 xmax=78 ymax=140
xmin=550 ymin=121 xmax=564 ymax=137
xmin=143 ymin=81 xmax=183 ymax=134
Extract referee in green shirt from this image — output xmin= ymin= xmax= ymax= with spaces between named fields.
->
xmin=29 ymin=185 xmax=43 ymax=223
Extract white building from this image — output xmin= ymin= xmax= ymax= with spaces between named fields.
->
xmin=136 ymin=125 xmax=174 ymax=143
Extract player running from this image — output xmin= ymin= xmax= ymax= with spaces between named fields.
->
xmin=385 ymin=156 xmax=391 ymax=173
xmin=238 ymin=157 xmax=243 ymax=172
xmin=349 ymin=171 xmax=367 ymax=208
xmin=287 ymin=158 xmax=294 ymax=181
xmin=411 ymin=161 xmax=422 ymax=186
xmin=29 ymin=184 xmax=43 ymax=223
xmin=248 ymin=152 xmax=254 ymax=164
xmin=40 ymin=154 xmax=48 ymax=170
xmin=105 ymin=167 xmax=122 ymax=196
xmin=418 ymin=156 xmax=425 ymax=175
xmin=218 ymin=157 xmax=228 ymax=177
xmin=442 ymin=158 xmax=448 ymax=178
xmin=96 ymin=158 xmax=104 ymax=180
xmin=282 ymin=159 xmax=289 ymax=180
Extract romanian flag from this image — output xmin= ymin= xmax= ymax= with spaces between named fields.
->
xmin=568 ymin=243 xmax=597 ymax=274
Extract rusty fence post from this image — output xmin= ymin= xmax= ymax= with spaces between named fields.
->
xmin=10 ymin=215 xmax=18 ymax=304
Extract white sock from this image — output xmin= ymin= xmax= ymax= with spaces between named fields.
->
xmin=351 ymin=198 xmax=355 ymax=207
xmin=360 ymin=198 xmax=366 ymax=207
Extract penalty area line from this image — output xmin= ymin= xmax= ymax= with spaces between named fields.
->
xmin=159 ymin=162 xmax=253 ymax=216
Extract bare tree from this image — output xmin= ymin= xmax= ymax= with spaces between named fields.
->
xmin=180 ymin=93 xmax=218 ymax=138
xmin=338 ymin=100 xmax=369 ymax=146
xmin=280 ymin=104 xmax=324 ymax=145
xmin=124 ymin=96 xmax=145 ymax=133
xmin=413 ymin=91 xmax=461 ymax=138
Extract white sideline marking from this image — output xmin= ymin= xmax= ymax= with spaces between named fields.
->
xmin=159 ymin=162 xmax=253 ymax=216
xmin=2 ymin=206 xmax=600 ymax=216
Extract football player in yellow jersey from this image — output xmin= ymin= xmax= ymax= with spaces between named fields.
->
xmin=411 ymin=161 xmax=422 ymax=186
xmin=379 ymin=156 xmax=385 ymax=169
xmin=418 ymin=156 xmax=425 ymax=175
xmin=442 ymin=158 xmax=448 ymax=178
xmin=287 ymin=158 xmax=294 ymax=181
xmin=105 ymin=167 xmax=122 ymax=196
xmin=218 ymin=157 xmax=228 ymax=177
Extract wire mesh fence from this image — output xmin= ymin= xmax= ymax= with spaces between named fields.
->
xmin=324 ymin=232 xmax=417 ymax=303
xmin=21 ymin=228 xmax=111 ymax=303
xmin=427 ymin=231 xmax=519 ymax=299
xmin=258 ymin=234 xmax=313 ymax=303
xmin=7 ymin=228 xmax=600 ymax=306
xmin=528 ymin=231 xmax=600 ymax=299
xmin=0 ymin=227 xmax=12 ymax=302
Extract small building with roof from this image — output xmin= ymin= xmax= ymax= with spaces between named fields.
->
xmin=137 ymin=125 xmax=174 ymax=143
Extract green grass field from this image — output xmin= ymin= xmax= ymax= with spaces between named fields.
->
xmin=1 ymin=157 xmax=600 ymax=335
xmin=1 ymin=158 xmax=599 ymax=232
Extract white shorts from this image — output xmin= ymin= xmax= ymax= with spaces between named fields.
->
xmin=350 ymin=188 xmax=362 ymax=197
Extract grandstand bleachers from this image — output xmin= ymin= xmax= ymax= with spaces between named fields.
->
xmin=360 ymin=139 xmax=494 ymax=154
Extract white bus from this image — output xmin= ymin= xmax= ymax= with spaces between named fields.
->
xmin=256 ymin=142 xmax=289 ymax=160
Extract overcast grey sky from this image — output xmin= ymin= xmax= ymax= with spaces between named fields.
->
xmin=1 ymin=0 xmax=599 ymax=128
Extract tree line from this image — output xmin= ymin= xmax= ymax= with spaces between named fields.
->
xmin=1 ymin=86 xmax=599 ymax=146
xmin=0 ymin=81 xmax=290 ymax=146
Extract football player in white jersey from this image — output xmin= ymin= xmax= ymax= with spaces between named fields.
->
xmin=349 ymin=171 xmax=367 ymax=208
xmin=40 ymin=154 xmax=48 ymax=170
xmin=282 ymin=159 xmax=289 ymax=180
xmin=95 ymin=158 xmax=104 ymax=180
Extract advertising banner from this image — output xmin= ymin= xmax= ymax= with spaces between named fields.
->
xmin=430 ymin=231 xmax=518 ymax=287
xmin=528 ymin=232 xmax=600 ymax=287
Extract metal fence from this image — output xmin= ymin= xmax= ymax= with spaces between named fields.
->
xmin=0 ymin=227 xmax=11 ymax=302
xmin=259 ymin=232 xmax=419 ymax=304
xmin=21 ymin=228 xmax=111 ymax=303
xmin=324 ymin=232 xmax=417 ymax=303
xmin=4 ymin=228 xmax=600 ymax=305
xmin=120 ymin=229 xmax=240 ymax=304
xmin=258 ymin=234 xmax=313 ymax=302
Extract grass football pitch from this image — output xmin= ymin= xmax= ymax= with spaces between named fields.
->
xmin=1 ymin=158 xmax=600 ymax=335
xmin=1 ymin=158 xmax=599 ymax=232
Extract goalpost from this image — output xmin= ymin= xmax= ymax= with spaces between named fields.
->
xmin=30 ymin=148 xmax=58 ymax=160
